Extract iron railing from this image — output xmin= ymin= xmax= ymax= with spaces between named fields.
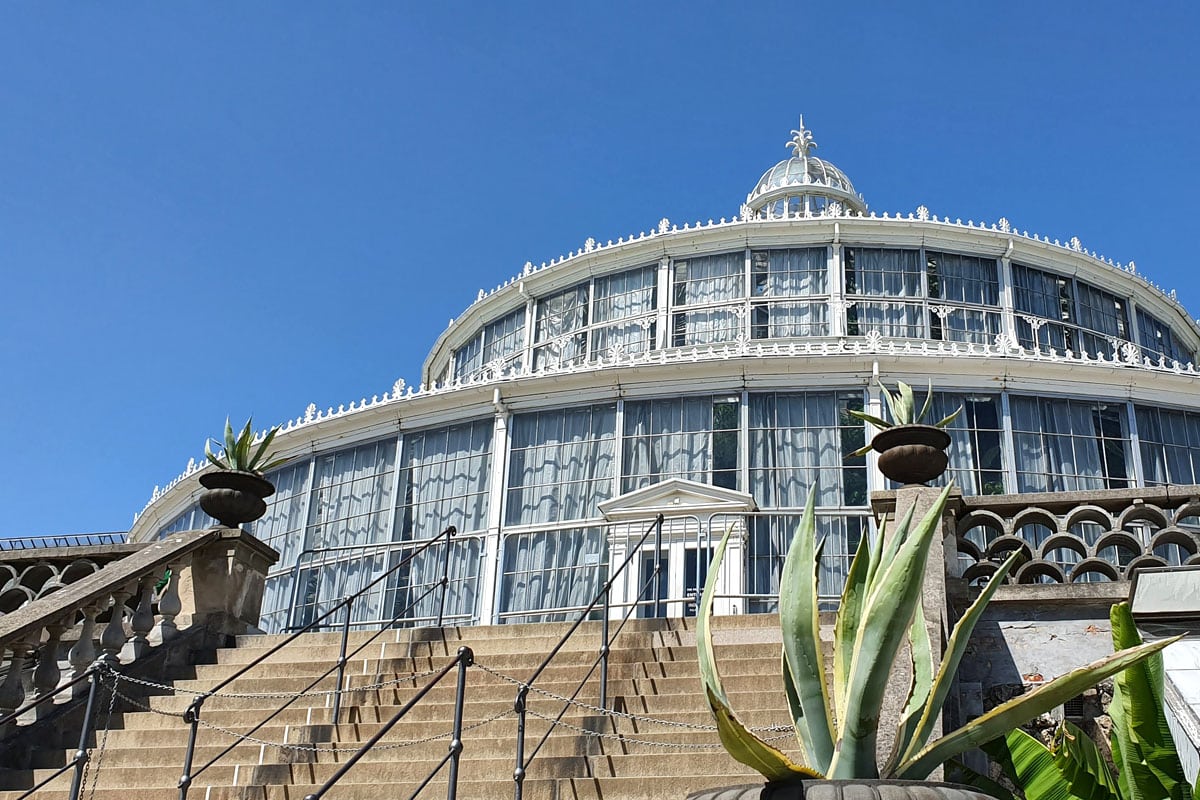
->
xmin=302 ymin=646 xmax=474 ymax=800
xmin=281 ymin=531 xmax=474 ymax=633
xmin=0 ymin=532 xmax=129 ymax=551
xmin=176 ymin=525 xmax=457 ymax=800
xmin=0 ymin=666 xmax=104 ymax=800
xmin=511 ymin=513 xmax=664 ymax=800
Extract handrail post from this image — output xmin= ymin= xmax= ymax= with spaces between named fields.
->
xmin=67 ymin=666 xmax=102 ymax=800
xmin=437 ymin=526 xmax=456 ymax=628
xmin=599 ymin=586 xmax=610 ymax=711
xmin=652 ymin=515 xmax=663 ymax=618
xmin=446 ymin=646 xmax=473 ymax=800
xmin=512 ymin=685 xmax=529 ymax=800
xmin=331 ymin=596 xmax=353 ymax=726
xmin=178 ymin=694 xmax=207 ymax=800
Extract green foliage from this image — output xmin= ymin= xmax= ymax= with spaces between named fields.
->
xmin=846 ymin=379 xmax=964 ymax=457
xmin=697 ymin=487 xmax=1178 ymax=783
xmin=204 ymin=417 xmax=285 ymax=475
xmin=963 ymin=603 xmax=1195 ymax=800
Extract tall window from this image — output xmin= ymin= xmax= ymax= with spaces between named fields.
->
xmin=748 ymin=391 xmax=865 ymax=508
xmin=1136 ymin=405 xmax=1200 ymax=485
xmin=927 ymin=393 xmax=1005 ymax=495
xmin=622 ymin=395 xmax=740 ymax=492
xmin=396 ymin=420 xmax=492 ymax=540
xmin=844 ymin=248 xmax=925 ymax=338
xmin=453 ymin=306 xmax=526 ymax=380
xmin=304 ymin=439 xmax=396 ymax=551
xmin=926 ymin=251 xmax=1001 ymax=344
xmin=1010 ymin=396 xmax=1131 ymax=492
xmin=671 ymin=253 xmax=745 ymax=346
xmin=1012 ymin=264 xmax=1130 ymax=356
xmin=750 ymin=248 xmax=830 ymax=338
xmin=506 ymin=404 xmax=617 ymax=525
xmin=499 ymin=526 xmax=605 ymax=623
xmin=1137 ymin=309 xmax=1192 ymax=364
xmin=534 ymin=265 xmax=658 ymax=369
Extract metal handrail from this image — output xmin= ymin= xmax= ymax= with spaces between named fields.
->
xmin=512 ymin=513 xmax=664 ymax=800
xmin=303 ymin=647 xmax=474 ymax=800
xmin=177 ymin=526 xmax=457 ymax=800
xmin=0 ymin=664 xmax=104 ymax=800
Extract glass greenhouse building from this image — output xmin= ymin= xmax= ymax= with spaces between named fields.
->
xmin=130 ymin=120 xmax=1200 ymax=633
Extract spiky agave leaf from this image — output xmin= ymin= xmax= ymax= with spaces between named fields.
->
xmin=204 ymin=438 xmax=228 ymax=470
xmin=934 ymin=407 xmax=964 ymax=429
xmin=247 ymin=426 xmax=280 ymax=472
xmin=833 ymin=525 xmax=873 ymax=728
xmin=915 ymin=380 xmax=935 ymax=426
xmin=827 ymin=484 xmax=953 ymax=779
xmin=696 ymin=526 xmax=820 ymax=781
xmin=897 ymin=381 xmax=916 ymax=425
xmin=890 ymin=547 xmax=1023 ymax=773
xmin=779 ymin=487 xmax=837 ymax=773
xmin=896 ymin=635 xmax=1179 ymax=780
xmin=846 ymin=408 xmax=894 ymax=431
xmin=887 ymin=601 xmax=933 ymax=776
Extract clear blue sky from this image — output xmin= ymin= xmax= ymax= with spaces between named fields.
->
xmin=2 ymin=3 xmax=1198 ymax=537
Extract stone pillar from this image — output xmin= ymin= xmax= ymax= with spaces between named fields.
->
xmin=174 ymin=530 xmax=280 ymax=639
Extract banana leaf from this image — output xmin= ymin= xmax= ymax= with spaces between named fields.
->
xmin=1051 ymin=721 xmax=1120 ymax=800
xmin=983 ymin=727 xmax=1087 ymax=800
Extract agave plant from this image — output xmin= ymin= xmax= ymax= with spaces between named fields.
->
xmin=696 ymin=484 xmax=1178 ymax=783
xmin=204 ymin=417 xmax=285 ymax=475
xmin=847 ymin=380 xmax=962 ymax=457
xmin=958 ymin=602 xmax=1198 ymax=800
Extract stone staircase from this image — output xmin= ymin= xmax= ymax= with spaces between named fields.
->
xmin=0 ymin=615 xmax=799 ymax=800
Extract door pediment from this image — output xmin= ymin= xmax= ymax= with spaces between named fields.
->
xmin=597 ymin=478 xmax=757 ymax=521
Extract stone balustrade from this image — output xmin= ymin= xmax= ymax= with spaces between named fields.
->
xmin=0 ymin=529 xmax=278 ymax=721
xmin=950 ymin=485 xmax=1200 ymax=585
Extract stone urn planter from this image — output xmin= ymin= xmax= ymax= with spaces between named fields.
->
xmin=688 ymin=781 xmax=994 ymax=800
xmin=872 ymin=424 xmax=951 ymax=486
xmin=199 ymin=470 xmax=275 ymax=528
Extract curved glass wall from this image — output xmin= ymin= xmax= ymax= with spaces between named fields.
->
xmin=159 ymin=389 xmax=1200 ymax=631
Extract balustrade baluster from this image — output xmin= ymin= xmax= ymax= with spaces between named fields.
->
xmin=156 ymin=563 xmax=182 ymax=642
xmin=33 ymin=616 xmax=71 ymax=719
xmin=0 ymin=639 xmax=36 ymax=718
xmin=99 ymin=586 xmax=134 ymax=665
xmin=128 ymin=575 xmax=156 ymax=659
xmin=69 ymin=601 xmax=103 ymax=697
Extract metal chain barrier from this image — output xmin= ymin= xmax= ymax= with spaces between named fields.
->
xmin=107 ymin=671 xmax=513 ymax=755
xmin=524 ymin=709 xmax=796 ymax=749
xmin=85 ymin=665 xmax=121 ymax=800
xmin=475 ymin=661 xmax=790 ymax=735
xmin=102 ymin=653 xmax=795 ymax=766
xmin=112 ymin=664 xmax=447 ymax=700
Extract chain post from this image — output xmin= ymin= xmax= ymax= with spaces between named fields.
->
xmin=446 ymin=646 xmax=473 ymax=800
xmin=652 ymin=514 xmax=663 ymax=617
xmin=332 ymin=597 xmax=353 ymax=726
xmin=437 ymin=527 xmax=456 ymax=628
xmin=66 ymin=666 xmax=102 ymax=800
xmin=599 ymin=586 xmax=611 ymax=711
xmin=512 ymin=684 xmax=529 ymax=800
xmin=177 ymin=693 xmax=206 ymax=800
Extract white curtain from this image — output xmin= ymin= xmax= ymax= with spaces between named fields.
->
xmin=305 ymin=440 xmax=396 ymax=551
xmin=1137 ymin=406 xmax=1200 ymax=485
xmin=622 ymin=397 xmax=713 ymax=492
xmin=535 ymin=285 xmax=589 ymax=368
xmin=499 ymin=527 xmax=604 ymax=622
xmin=847 ymin=248 xmax=922 ymax=297
xmin=506 ymin=405 xmax=616 ymax=525
xmin=1011 ymin=396 xmax=1128 ymax=492
xmin=482 ymin=307 xmax=527 ymax=370
xmin=753 ymin=248 xmax=826 ymax=297
xmin=398 ymin=420 xmax=492 ymax=540
xmin=748 ymin=392 xmax=842 ymax=507
xmin=383 ymin=537 xmax=481 ymax=626
xmin=742 ymin=513 xmax=866 ymax=611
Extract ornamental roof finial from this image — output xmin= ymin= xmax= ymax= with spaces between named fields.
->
xmin=786 ymin=115 xmax=817 ymax=159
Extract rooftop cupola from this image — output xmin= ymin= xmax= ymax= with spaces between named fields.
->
xmin=745 ymin=116 xmax=867 ymax=218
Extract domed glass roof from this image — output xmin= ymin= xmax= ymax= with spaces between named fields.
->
xmin=745 ymin=117 xmax=866 ymax=216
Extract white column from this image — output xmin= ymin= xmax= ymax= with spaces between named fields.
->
xmin=829 ymin=244 xmax=845 ymax=337
xmin=1126 ymin=400 xmax=1146 ymax=487
xmin=657 ymin=256 xmax=671 ymax=350
xmin=998 ymin=252 xmax=1018 ymax=344
xmin=477 ymin=403 xmax=512 ymax=625
xmin=999 ymin=391 xmax=1020 ymax=493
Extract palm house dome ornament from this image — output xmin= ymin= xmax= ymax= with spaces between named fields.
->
xmin=746 ymin=115 xmax=867 ymax=217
